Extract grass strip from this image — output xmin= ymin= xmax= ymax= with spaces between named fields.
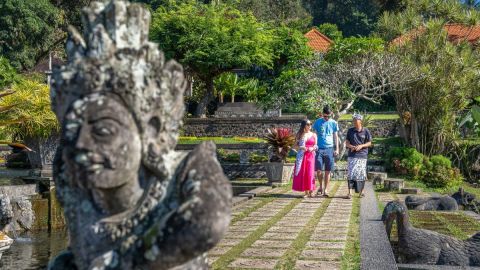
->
xmin=212 ymin=196 xmax=302 ymax=269
xmin=341 ymin=196 xmax=360 ymax=270
xmin=274 ymin=182 xmax=341 ymax=269
xmin=433 ymin=212 xmax=470 ymax=240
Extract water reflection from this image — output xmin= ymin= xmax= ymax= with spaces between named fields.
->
xmin=1 ymin=229 xmax=68 ymax=270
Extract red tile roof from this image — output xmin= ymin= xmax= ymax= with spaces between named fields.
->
xmin=391 ymin=24 xmax=480 ymax=46
xmin=304 ymin=28 xmax=333 ymax=53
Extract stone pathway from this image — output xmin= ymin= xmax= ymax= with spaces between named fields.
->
xmin=295 ymin=183 xmax=352 ymax=270
xmin=209 ymin=182 xmax=356 ymax=270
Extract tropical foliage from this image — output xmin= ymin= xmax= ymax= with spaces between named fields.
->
xmin=264 ymin=128 xmax=295 ymax=162
xmin=0 ymin=78 xmax=59 ymax=140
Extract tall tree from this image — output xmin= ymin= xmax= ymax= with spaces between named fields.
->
xmin=233 ymin=0 xmax=312 ymax=30
xmin=150 ymin=3 xmax=275 ymax=117
xmin=303 ymin=0 xmax=381 ymax=36
xmin=376 ymin=0 xmax=480 ymax=41
xmin=0 ymin=0 xmax=62 ymax=70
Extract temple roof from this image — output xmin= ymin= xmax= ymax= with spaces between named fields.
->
xmin=304 ymin=28 xmax=333 ymax=53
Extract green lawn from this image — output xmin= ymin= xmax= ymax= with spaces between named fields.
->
xmin=404 ymin=180 xmax=480 ymax=198
xmin=178 ymin=136 xmax=264 ymax=144
xmin=339 ymin=114 xmax=399 ymax=121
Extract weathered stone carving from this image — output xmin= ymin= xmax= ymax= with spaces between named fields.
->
xmin=0 ymin=194 xmax=14 ymax=260
xmin=452 ymin=188 xmax=480 ymax=214
xmin=382 ymin=201 xmax=480 ymax=266
xmin=405 ymin=195 xmax=458 ymax=211
xmin=48 ymin=1 xmax=232 ymax=269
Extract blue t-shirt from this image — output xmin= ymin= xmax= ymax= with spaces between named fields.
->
xmin=312 ymin=118 xmax=339 ymax=149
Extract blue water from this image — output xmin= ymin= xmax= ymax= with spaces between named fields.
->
xmin=0 ymin=230 xmax=68 ymax=270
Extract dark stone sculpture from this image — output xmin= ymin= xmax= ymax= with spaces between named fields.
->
xmin=452 ymin=188 xmax=480 ymax=214
xmin=0 ymin=195 xmax=13 ymax=231
xmin=48 ymin=1 xmax=232 ymax=269
xmin=405 ymin=195 xmax=458 ymax=211
xmin=382 ymin=201 xmax=480 ymax=266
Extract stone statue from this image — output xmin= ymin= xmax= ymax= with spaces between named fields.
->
xmin=382 ymin=201 xmax=480 ymax=266
xmin=452 ymin=188 xmax=479 ymax=214
xmin=405 ymin=195 xmax=458 ymax=211
xmin=0 ymin=194 xmax=13 ymax=260
xmin=48 ymin=1 xmax=232 ymax=269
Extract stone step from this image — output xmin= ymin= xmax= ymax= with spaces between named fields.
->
xmin=401 ymin=188 xmax=421 ymax=194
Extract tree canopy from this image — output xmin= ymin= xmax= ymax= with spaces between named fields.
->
xmin=150 ymin=2 xmax=275 ymax=117
xmin=0 ymin=0 xmax=63 ymax=70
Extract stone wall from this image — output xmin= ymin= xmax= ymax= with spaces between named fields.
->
xmin=183 ymin=117 xmax=400 ymax=138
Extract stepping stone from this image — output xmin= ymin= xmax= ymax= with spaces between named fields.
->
xmin=234 ymin=221 xmax=265 ymax=227
xmin=305 ymin=241 xmax=345 ymax=249
xmin=208 ymin=246 xmax=231 ymax=256
xmin=276 ymin=221 xmax=308 ymax=227
xmin=228 ymin=226 xmax=257 ymax=232
xmin=268 ymin=226 xmax=303 ymax=233
xmin=401 ymin=188 xmax=421 ymax=194
xmin=368 ymin=172 xmax=387 ymax=185
xmin=218 ymin=238 xmax=243 ymax=246
xmin=384 ymin=178 xmax=405 ymax=191
xmin=242 ymin=216 xmax=271 ymax=221
xmin=229 ymin=258 xmax=278 ymax=269
xmin=317 ymin=222 xmax=348 ymax=228
xmin=300 ymin=249 xmax=343 ymax=261
xmin=249 ymin=211 xmax=278 ymax=217
xmin=281 ymin=217 xmax=312 ymax=222
xmin=251 ymin=240 xmax=293 ymax=249
xmin=225 ymin=231 xmax=252 ymax=238
xmin=241 ymin=247 xmax=286 ymax=258
xmin=313 ymin=228 xmax=348 ymax=234
xmin=261 ymin=232 xmax=298 ymax=240
xmin=310 ymin=233 xmax=347 ymax=241
xmin=295 ymin=260 xmax=341 ymax=270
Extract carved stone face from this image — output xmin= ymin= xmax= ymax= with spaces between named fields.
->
xmin=64 ymin=94 xmax=143 ymax=215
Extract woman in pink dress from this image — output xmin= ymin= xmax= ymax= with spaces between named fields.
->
xmin=292 ymin=120 xmax=318 ymax=198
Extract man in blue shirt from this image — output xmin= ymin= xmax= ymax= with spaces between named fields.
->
xmin=312 ymin=106 xmax=339 ymax=197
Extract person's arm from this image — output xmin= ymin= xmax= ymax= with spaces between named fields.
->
xmin=334 ymin=122 xmax=340 ymax=155
xmin=355 ymin=129 xmax=372 ymax=151
xmin=309 ymin=134 xmax=318 ymax=152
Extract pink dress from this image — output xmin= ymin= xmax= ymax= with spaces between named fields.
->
xmin=292 ymin=135 xmax=316 ymax=192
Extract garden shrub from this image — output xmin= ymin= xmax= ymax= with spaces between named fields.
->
xmin=420 ymin=159 xmax=463 ymax=188
xmin=386 ymin=147 xmax=424 ymax=176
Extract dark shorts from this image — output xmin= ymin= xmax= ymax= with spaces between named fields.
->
xmin=315 ymin=148 xmax=335 ymax=171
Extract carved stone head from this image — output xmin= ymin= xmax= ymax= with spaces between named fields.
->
xmin=49 ymin=1 xmax=231 ymax=269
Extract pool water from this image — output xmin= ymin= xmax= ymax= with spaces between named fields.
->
xmin=1 ymin=229 xmax=68 ymax=269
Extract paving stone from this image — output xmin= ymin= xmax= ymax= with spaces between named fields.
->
xmin=276 ymin=221 xmax=309 ymax=227
xmin=280 ymin=217 xmax=312 ymax=222
xmin=225 ymin=231 xmax=252 ymax=238
xmin=300 ymin=249 xmax=343 ymax=260
xmin=241 ymin=247 xmax=287 ymax=258
xmin=310 ymin=233 xmax=347 ymax=241
xmin=251 ymin=240 xmax=293 ymax=248
xmin=268 ymin=226 xmax=303 ymax=233
xmin=229 ymin=258 xmax=278 ymax=269
xmin=305 ymin=241 xmax=346 ymax=249
xmin=242 ymin=216 xmax=271 ymax=221
xmin=228 ymin=226 xmax=258 ymax=232
xmin=317 ymin=222 xmax=348 ymax=228
xmin=234 ymin=220 xmax=265 ymax=227
xmin=313 ymin=227 xmax=348 ymax=234
xmin=218 ymin=238 xmax=243 ymax=246
xmin=295 ymin=260 xmax=341 ymax=270
xmin=261 ymin=232 xmax=298 ymax=240
xmin=249 ymin=211 xmax=279 ymax=217
xmin=208 ymin=246 xmax=231 ymax=256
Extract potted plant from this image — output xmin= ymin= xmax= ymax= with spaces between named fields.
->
xmin=263 ymin=127 xmax=295 ymax=186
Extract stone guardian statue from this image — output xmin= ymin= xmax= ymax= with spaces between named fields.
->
xmin=48 ymin=1 xmax=232 ymax=269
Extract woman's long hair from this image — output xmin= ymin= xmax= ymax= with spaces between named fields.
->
xmin=296 ymin=120 xmax=309 ymax=142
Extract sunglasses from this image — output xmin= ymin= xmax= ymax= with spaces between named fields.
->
xmin=323 ymin=114 xmax=330 ymax=118
xmin=306 ymin=122 xmax=312 ymax=126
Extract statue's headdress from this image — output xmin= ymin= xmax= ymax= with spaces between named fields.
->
xmin=51 ymin=0 xmax=187 ymax=177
